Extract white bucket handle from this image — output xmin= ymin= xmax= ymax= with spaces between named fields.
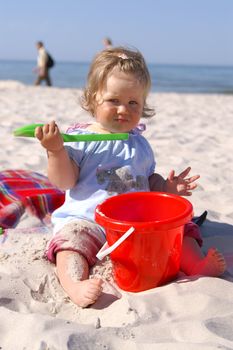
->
xmin=96 ymin=226 xmax=135 ymax=260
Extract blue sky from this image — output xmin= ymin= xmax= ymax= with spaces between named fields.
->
xmin=1 ymin=0 xmax=232 ymax=65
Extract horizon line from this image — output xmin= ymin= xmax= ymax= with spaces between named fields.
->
xmin=0 ymin=58 xmax=233 ymax=69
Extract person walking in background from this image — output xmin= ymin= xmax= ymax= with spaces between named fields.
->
xmin=34 ymin=41 xmax=54 ymax=86
xmin=102 ymin=37 xmax=113 ymax=49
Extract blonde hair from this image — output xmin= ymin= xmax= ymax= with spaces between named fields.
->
xmin=81 ymin=47 xmax=155 ymax=118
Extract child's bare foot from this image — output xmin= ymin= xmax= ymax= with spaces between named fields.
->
xmin=190 ymin=248 xmax=226 ymax=277
xmin=69 ymin=278 xmax=103 ymax=308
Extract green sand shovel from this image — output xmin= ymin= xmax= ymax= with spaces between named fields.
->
xmin=13 ymin=124 xmax=129 ymax=142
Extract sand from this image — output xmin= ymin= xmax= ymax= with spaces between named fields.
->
xmin=0 ymin=81 xmax=233 ymax=349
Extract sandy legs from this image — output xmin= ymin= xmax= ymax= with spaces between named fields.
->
xmin=56 ymin=250 xmax=103 ymax=308
xmin=180 ymin=236 xmax=226 ymax=277
xmin=55 ymin=233 xmax=227 ymax=307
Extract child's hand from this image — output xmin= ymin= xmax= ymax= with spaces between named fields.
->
xmin=35 ymin=121 xmax=64 ymax=153
xmin=164 ymin=167 xmax=200 ymax=196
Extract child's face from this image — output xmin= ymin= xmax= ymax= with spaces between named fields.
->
xmin=94 ymin=70 xmax=145 ymax=133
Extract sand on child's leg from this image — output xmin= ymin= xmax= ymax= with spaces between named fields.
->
xmin=180 ymin=236 xmax=226 ymax=277
xmin=56 ymin=250 xmax=103 ymax=308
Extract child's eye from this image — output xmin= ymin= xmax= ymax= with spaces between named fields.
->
xmin=108 ymin=99 xmax=119 ymax=104
xmin=129 ymin=100 xmax=138 ymax=105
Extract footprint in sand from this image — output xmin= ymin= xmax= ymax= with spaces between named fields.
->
xmin=205 ymin=315 xmax=233 ymax=341
xmin=0 ymin=297 xmax=29 ymax=313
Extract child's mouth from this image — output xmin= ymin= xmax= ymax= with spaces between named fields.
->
xmin=115 ymin=118 xmax=128 ymax=123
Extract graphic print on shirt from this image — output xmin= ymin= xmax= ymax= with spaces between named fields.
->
xmin=96 ymin=165 xmax=149 ymax=194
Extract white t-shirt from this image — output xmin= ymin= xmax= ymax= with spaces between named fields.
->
xmin=37 ymin=47 xmax=47 ymax=68
xmin=52 ymin=126 xmax=156 ymax=233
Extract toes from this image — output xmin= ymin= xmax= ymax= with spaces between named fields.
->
xmin=208 ymin=248 xmax=226 ymax=274
xmin=208 ymin=247 xmax=219 ymax=256
xmin=84 ymin=279 xmax=103 ymax=300
xmin=208 ymin=248 xmax=224 ymax=260
xmin=91 ymin=278 xmax=103 ymax=285
xmin=70 ymin=278 xmax=105 ymax=308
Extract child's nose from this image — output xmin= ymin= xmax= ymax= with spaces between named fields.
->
xmin=117 ymin=104 xmax=127 ymax=113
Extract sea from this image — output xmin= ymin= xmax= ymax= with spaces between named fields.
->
xmin=1 ymin=59 xmax=233 ymax=94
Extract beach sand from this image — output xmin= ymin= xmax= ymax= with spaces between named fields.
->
xmin=1 ymin=81 xmax=233 ymax=349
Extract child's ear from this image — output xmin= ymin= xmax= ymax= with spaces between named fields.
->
xmin=95 ymin=91 xmax=103 ymax=104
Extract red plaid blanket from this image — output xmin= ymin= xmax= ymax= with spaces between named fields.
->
xmin=0 ymin=169 xmax=65 ymax=228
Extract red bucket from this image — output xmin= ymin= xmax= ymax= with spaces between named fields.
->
xmin=95 ymin=192 xmax=193 ymax=292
